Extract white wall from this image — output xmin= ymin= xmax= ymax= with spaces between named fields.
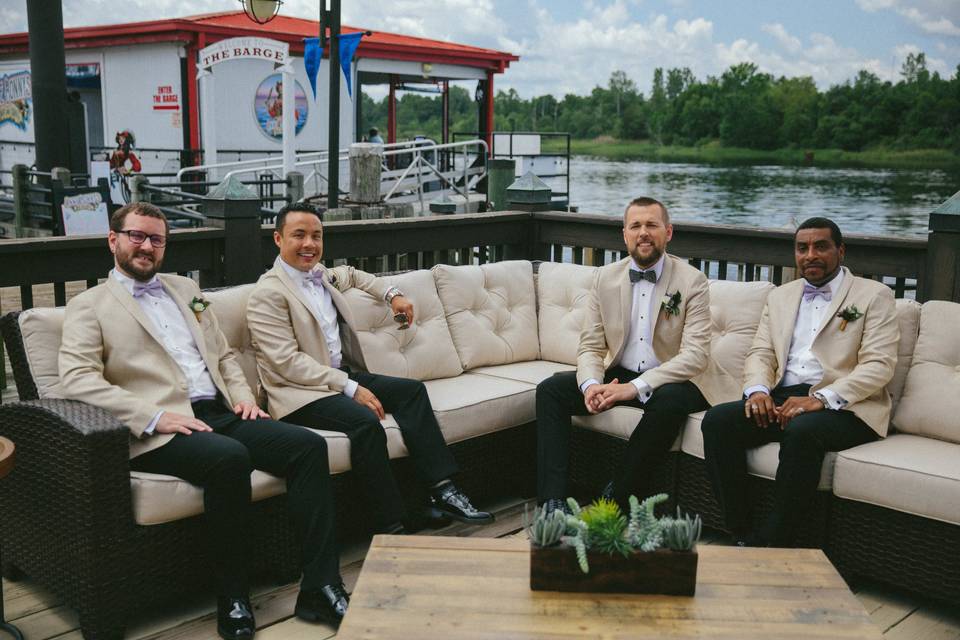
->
xmin=100 ymin=43 xmax=184 ymax=151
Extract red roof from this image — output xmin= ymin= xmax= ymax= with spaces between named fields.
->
xmin=0 ymin=10 xmax=518 ymax=72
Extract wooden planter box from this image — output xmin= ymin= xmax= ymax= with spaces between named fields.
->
xmin=530 ymin=544 xmax=698 ymax=596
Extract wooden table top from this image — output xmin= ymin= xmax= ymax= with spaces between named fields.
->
xmin=338 ymin=535 xmax=882 ymax=640
xmin=0 ymin=436 xmax=14 ymax=481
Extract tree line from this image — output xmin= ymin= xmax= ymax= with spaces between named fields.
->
xmin=361 ymin=53 xmax=960 ymax=152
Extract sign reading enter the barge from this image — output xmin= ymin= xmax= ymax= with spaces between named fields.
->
xmin=198 ymin=37 xmax=290 ymax=70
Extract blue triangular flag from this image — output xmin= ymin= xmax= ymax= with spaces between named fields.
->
xmin=304 ymin=37 xmax=321 ymax=100
xmin=339 ymin=32 xmax=365 ymax=97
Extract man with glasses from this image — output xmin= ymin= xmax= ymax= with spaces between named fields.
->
xmin=59 ymin=203 xmax=348 ymax=639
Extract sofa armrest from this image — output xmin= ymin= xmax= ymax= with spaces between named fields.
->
xmin=0 ymin=399 xmax=135 ymax=542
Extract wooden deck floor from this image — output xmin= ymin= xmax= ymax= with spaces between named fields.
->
xmin=3 ymin=496 xmax=959 ymax=640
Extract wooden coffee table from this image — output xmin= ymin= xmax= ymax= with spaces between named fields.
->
xmin=338 ymin=535 xmax=882 ymax=639
xmin=0 ymin=437 xmax=24 ymax=640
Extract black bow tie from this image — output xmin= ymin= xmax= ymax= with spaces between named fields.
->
xmin=629 ymin=269 xmax=657 ymax=284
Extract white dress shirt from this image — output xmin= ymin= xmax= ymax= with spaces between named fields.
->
xmin=581 ymin=255 xmax=665 ymax=404
xmin=744 ymin=269 xmax=847 ymax=409
xmin=111 ymin=269 xmax=218 ymax=433
xmin=277 ymin=257 xmax=359 ymax=399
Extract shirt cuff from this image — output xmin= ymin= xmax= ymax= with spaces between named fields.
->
xmin=343 ymin=378 xmax=359 ymax=399
xmin=744 ymin=385 xmax=770 ymax=399
xmin=631 ymin=378 xmax=653 ymax=403
xmin=144 ymin=410 xmax=163 ymax=435
xmin=579 ymin=378 xmax=600 ymax=394
xmin=816 ymin=388 xmax=847 ymax=410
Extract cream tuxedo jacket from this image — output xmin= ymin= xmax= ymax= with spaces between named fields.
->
xmin=577 ymin=255 xmax=715 ymax=401
xmin=58 ymin=274 xmax=257 ymax=459
xmin=743 ymin=267 xmax=899 ymax=436
xmin=246 ymin=262 xmax=390 ymax=420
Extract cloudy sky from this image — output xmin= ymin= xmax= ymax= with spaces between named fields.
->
xmin=3 ymin=0 xmax=959 ymax=97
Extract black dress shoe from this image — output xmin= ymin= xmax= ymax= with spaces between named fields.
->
xmin=542 ymin=497 xmax=571 ymax=516
xmin=217 ymin=597 xmax=255 ymax=640
xmin=295 ymin=583 xmax=350 ymax=627
xmin=425 ymin=483 xmax=494 ymax=524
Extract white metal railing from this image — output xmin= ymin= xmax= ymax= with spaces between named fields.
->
xmin=380 ymin=139 xmax=488 ymax=211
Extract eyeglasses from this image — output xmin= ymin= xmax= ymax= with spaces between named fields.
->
xmin=118 ymin=229 xmax=167 ymax=248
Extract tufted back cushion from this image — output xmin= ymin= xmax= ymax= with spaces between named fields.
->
xmin=17 ymin=307 xmax=66 ymax=399
xmin=536 ymin=262 xmax=597 ymax=365
xmin=695 ymin=280 xmax=776 ymax=403
xmin=892 ymin=300 xmax=960 ymax=443
xmin=204 ymin=284 xmax=259 ymax=394
xmin=888 ymin=298 xmax=921 ymax=412
xmin=344 ymin=269 xmax=463 ymax=380
xmin=433 ymin=261 xmax=540 ymax=370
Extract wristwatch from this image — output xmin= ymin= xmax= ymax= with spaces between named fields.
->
xmin=385 ymin=287 xmax=405 ymax=304
xmin=812 ymin=391 xmax=830 ymax=410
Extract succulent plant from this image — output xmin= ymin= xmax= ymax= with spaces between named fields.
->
xmin=580 ymin=498 xmax=631 ymax=557
xmin=661 ymin=508 xmax=702 ymax=552
xmin=525 ymin=504 xmax=567 ymax=548
xmin=627 ymin=493 xmax=668 ymax=551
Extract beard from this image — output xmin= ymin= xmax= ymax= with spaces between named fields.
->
xmin=629 ymin=243 xmax=663 ymax=269
xmin=116 ymin=244 xmax=162 ymax=281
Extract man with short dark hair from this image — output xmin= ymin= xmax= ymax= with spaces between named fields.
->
xmin=536 ymin=197 xmax=718 ymax=513
xmin=59 ymin=202 xmax=347 ymax=639
xmin=701 ymin=216 xmax=899 ymax=547
xmin=246 ymin=203 xmax=492 ymax=537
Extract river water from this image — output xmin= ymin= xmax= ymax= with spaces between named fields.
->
xmin=565 ymin=157 xmax=960 ymax=237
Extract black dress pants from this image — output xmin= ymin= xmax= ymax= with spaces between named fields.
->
xmin=282 ymin=369 xmax=459 ymax=530
xmin=701 ymin=384 xmax=878 ymax=546
xmin=536 ymin=366 xmax=709 ymax=504
xmin=129 ymin=399 xmax=340 ymax=598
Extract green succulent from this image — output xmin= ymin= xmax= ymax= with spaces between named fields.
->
xmin=661 ymin=508 xmax=702 ymax=552
xmin=525 ymin=504 xmax=567 ymax=548
xmin=628 ymin=493 xmax=668 ymax=552
xmin=580 ymin=498 xmax=631 ymax=557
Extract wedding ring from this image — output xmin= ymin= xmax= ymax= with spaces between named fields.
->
xmin=750 ymin=404 xmax=758 ymax=411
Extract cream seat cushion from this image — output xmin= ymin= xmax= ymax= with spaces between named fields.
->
xmin=536 ymin=262 xmax=597 ymax=365
xmin=433 ymin=261 xmax=540 ymax=369
xmin=344 ymin=269 xmax=463 ymax=381
xmin=471 ymin=360 xmax=576 ymax=385
xmin=892 ymin=300 xmax=960 ymax=442
xmin=680 ymin=415 xmax=835 ymax=490
xmin=833 ymin=434 xmax=960 ymax=525
xmin=17 ymin=307 xmax=66 ymax=399
xmin=423 ymin=373 xmax=536 ymax=444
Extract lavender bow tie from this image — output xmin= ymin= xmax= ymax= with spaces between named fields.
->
xmin=132 ymin=279 xmax=164 ymax=298
xmin=802 ymin=282 xmax=832 ymax=302
xmin=304 ymin=269 xmax=326 ymax=287
xmin=629 ymin=269 xmax=657 ymax=284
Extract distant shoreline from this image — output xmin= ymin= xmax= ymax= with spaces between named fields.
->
xmin=563 ymin=139 xmax=960 ymax=170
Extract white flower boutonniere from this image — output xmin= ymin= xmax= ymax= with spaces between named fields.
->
xmin=190 ymin=296 xmax=211 ymax=323
xmin=661 ymin=291 xmax=682 ymax=316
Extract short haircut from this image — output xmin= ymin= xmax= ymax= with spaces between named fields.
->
xmin=275 ymin=201 xmax=322 ymax=232
xmin=795 ymin=217 xmax=843 ymax=247
xmin=624 ymin=196 xmax=670 ymax=225
xmin=110 ymin=202 xmax=169 ymax=235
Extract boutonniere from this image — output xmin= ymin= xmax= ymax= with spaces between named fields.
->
xmin=190 ymin=296 xmax=211 ymax=322
xmin=661 ymin=290 xmax=682 ymax=316
xmin=836 ymin=305 xmax=863 ymax=331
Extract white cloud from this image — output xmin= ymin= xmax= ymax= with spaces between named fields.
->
xmin=855 ymin=0 xmax=960 ymax=37
xmin=762 ymin=23 xmax=802 ymax=54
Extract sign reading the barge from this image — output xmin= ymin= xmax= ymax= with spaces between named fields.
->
xmin=199 ymin=37 xmax=289 ymax=70
xmin=0 ymin=69 xmax=31 ymax=131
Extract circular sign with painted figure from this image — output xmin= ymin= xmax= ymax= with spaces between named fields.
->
xmin=254 ymin=73 xmax=308 ymax=140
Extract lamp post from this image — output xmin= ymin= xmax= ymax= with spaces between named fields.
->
xmin=239 ymin=0 xmax=341 ymax=209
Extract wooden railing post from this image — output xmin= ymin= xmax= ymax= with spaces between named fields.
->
xmin=11 ymin=163 xmax=27 ymax=237
xmin=506 ymin=172 xmax=552 ymax=261
xmin=203 ymin=179 xmax=263 ymax=286
xmin=922 ymin=190 xmax=960 ymax=303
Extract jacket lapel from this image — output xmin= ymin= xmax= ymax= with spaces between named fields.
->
xmin=650 ymin=255 xmax=674 ymax=335
xmin=106 ymin=276 xmax=167 ymax=348
xmin=160 ymin=275 xmax=219 ymax=375
xmin=275 ymin=263 xmax=324 ymax=326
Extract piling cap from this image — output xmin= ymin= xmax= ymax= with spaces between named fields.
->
xmin=932 ymin=189 xmax=960 ymax=216
xmin=929 ymin=189 xmax=960 ymax=233
xmin=429 ymin=193 xmax=458 ymax=214
xmin=506 ymin=171 xmax=552 ymax=205
xmin=207 ymin=174 xmax=258 ymax=199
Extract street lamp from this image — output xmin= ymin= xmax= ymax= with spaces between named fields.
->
xmin=238 ymin=0 xmax=282 ymax=24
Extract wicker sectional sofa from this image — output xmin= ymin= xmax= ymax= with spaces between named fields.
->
xmin=1 ymin=260 xmax=958 ymax=639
